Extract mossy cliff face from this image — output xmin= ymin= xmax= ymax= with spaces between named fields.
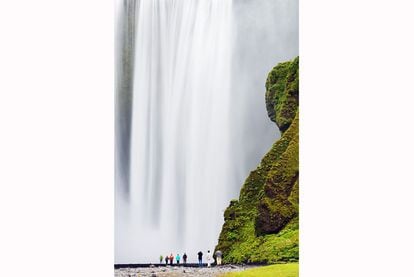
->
xmin=265 ymin=57 xmax=299 ymax=132
xmin=215 ymin=57 xmax=299 ymax=264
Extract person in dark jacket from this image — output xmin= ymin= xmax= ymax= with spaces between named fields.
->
xmin=197 ymin=251 xmax=203 ymax=267
xmin=183 ymin=253 xmax=188 ymax=264
xmin=165 ymin=255 xmax=169 ymax=265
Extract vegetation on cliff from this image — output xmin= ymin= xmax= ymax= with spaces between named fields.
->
xmin=215 ymin=57 xmax=299 ymax=264
xmin=265 ymin=57 xmax=299 ymax=132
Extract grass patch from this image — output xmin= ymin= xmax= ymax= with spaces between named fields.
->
xmin=221 ymin=263 xmax=298 ymax=277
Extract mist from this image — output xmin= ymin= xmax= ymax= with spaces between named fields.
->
xmin=230 ymin=0 xmax=299 ymax=190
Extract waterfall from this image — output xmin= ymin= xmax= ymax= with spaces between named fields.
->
xmin=116 ymin=0 xmax=298 ymax=264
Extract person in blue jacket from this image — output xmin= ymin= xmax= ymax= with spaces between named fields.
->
xmin=176 ymin=253 xmax=181 ymax=264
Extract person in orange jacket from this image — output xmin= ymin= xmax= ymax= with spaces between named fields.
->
xmin=169 ymin=253 xmax=174 ymax=265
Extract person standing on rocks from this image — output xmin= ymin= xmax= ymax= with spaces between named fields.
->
xmin=165 ymin=255 xmax=169 ymax=265
xmin=176 ymin=253 xmax=181 ymax=265
xmin=169 ymin=253 xmax=174 ymax=265
xmin=215 ymin=250 xmax=222 ymax=265
xmin=206 ymin=250 xmax=213 ymax=268
xmin=159 ymin=255 xmax=163 ymax=264
xmin=197 ymin=251 xmax=203 ymax=267
xmin=183 ymin=253 xmax=188 ymax=264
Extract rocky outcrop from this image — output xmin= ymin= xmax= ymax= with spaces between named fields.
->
xmin=215 ymin=57 xmax=299 ymax=264
xmin=265 ymin=57 xmax=299 ymax=132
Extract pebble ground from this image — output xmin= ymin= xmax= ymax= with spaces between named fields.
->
xmin=114 ymin=265 xmax=254 ymax=277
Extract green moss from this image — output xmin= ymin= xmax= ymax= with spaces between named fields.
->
xmin=265 ymin=57 xmax=299 ymax=132
xmin=256 ymin=113 xmax=299 ymax=235
xmin=216 ymin=57 xmax=299 ymax=264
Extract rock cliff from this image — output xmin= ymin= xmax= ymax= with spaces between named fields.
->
xmin=215 ymin=57 xmax=299 ymax=263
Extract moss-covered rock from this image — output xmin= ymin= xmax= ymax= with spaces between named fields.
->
xmin=256 ymin=112 xmax=298 ymax=235
xmin=265 ymin=57 xmax=299 ymax=132
xmin=215 ymin=57 xmax=299 ymax=264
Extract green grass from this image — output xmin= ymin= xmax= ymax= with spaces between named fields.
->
xmin=221 ymin=263 xmax=298 ymax=277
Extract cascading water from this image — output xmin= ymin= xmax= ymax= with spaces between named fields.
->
xmin=115 ymin=0 xmax=298 ymax=264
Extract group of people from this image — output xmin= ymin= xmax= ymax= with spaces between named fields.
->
xmin=159 ymin=250 xmax=222 ymax=267
xmin=160 ymin=253 xmax=188 ymax=265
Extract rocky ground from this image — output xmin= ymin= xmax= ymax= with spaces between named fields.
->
xmin=114 ymin=265 xmax=254 ymax=277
